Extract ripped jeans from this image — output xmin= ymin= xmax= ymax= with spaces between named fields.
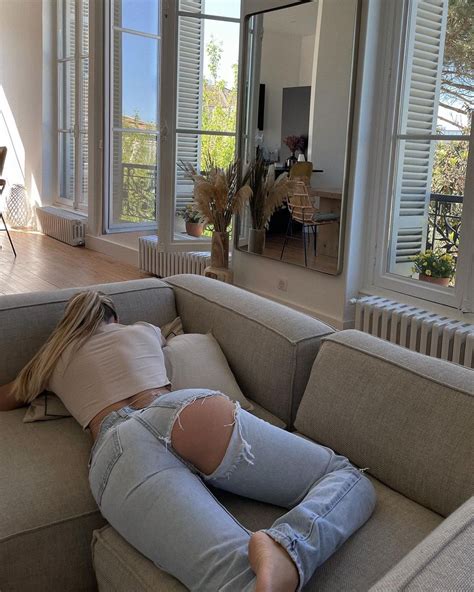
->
xmin=88 ymin=389 xmax=376 ymax=592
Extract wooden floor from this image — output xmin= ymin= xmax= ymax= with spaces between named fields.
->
xmin=0 ymin=230 xmax=150 ymax=295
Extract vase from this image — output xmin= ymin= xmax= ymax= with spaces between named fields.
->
xmin=211 ymin=231 xmax=229 ymax=269
xmin=248 ymin=228 xmax=266 ymax=255
xmin=185 ymin=222 xmax=205 ymax=238
xmin=419 ymin=274 xmax=450 ymax=287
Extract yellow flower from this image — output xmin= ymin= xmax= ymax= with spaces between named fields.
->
xmin=425 ymin=270 xmax=432 ymax=276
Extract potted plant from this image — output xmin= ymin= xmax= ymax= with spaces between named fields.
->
xmin=283 ymin=135 xmax=305 ymax=167
xmin=411 ymin=250 xmax=456 ymax=287
xmin=178 ymin=204 xmax=207 ymax=238
xmin=180 ymin=157 xmax=252 ymax=269
xmin=243 ymin=157 xmax=289 ymax=255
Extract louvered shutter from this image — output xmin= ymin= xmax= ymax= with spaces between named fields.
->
xmin=67 ymin=0 xmax=76 ymax=202
xmin=176 ymin=0 xmax=203 ymax=210
xmin=112 ymin=0 xmax=124 ymax=219
xmin=78 ymin=0 xmax=89 ymax=207
xmin=390 ymin=0 xmax=448 ymax=274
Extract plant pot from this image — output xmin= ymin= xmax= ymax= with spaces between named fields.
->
xmin=211 ymin=231 xmax=229 ymax=269
xmin=419 ymin=274 xmax=450 ymax=287
xmin=248 ymin=228 xmax=266 ymax=255
xmin=185 ymin=222 xmax=205 ymax=238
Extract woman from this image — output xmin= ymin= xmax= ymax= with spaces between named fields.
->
xmin=0 ymin=291 xmax=376 ymax=592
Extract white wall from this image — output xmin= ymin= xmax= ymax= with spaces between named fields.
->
xmin=260 ymin=30 xmax=301 ymax=155
xmin=0 ymin=0 xmax=45 ymax=220
xmin=299 ymin=35 xmax=315 ymax=86
xmin=308 ymin=0 xmax=357 ymax=189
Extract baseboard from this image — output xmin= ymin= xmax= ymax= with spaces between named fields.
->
xmin=85 ymin=235 xmax=140 ymax=267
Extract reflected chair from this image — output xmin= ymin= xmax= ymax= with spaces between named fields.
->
xmin=289 ymin=161 xmax=313 ymax=184
xmin=280 ymin=180 xmax=339 ymax=267
xmin=0 ymin=146 xmax=17 ymax=257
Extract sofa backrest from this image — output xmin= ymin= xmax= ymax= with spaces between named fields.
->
xmin=294 ymin=330 xmax=474 ymax=518
xmin=166 ymin=274 xmax=334 ymax=426
xmin=0 ymin=279 xmax=177 ymax=384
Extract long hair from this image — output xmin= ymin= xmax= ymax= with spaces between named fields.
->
xmin=13 ymin=291 xmax=118 ymax=403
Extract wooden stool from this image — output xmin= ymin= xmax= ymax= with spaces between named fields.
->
xmin=203 ymin=266 xmax=234 ymax=284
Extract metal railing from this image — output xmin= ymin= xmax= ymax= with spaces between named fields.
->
xmin=120 ymin=163 xmax=157 ymax=223
xmin=426 ymin=192 xmax=463 ymax=255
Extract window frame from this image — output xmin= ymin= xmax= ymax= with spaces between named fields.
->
xmin=56 ymin=0 xmax=89 ymax=212
xmin=103 ymin=0 xmax=161 ymax=233
xmin=366 ymin=0 xmax=474 ymax=313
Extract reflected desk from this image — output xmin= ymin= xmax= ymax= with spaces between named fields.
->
xmin=308 ymin=188 xmax=342 ymax=258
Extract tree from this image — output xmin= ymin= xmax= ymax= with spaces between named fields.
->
xmin=440 ymin=0 xmax=473 ymax=129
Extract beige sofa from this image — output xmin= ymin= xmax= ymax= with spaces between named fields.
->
xmin=0 ymin=275 xmax=472 ymax=591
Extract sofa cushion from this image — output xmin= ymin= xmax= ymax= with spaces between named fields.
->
xmin=165 ymin=275 xmax=334 ymax=426
xmin=295 ymin=330 xmax=474 ymax=517
xmin=0 ymin=278 xmax=177 ymax=385
xmin=0 ymin=409 xmax=106 ymax=592
xmin=92 ymin=477 xmax=442 ymax=592
xmin=369 ymin=496 xmax=474 ymax=591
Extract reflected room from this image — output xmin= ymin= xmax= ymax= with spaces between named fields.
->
xmin=236 ymin=0 xmax=359 ymax=274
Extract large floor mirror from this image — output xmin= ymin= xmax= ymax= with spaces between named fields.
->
xmin=235 ymin=0 xmax=360 ymax=274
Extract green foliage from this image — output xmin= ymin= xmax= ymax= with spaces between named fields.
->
xmin=177 ymin=203 xmax=206 ymax=223
xmin=431 ymin=138 xmax=468 ymax=196
xmin=201 ymin=38 xmax=238 ymax=169
xmin=411 ymin=250 xmax=456 ymax=278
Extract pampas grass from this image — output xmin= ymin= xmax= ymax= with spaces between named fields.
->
xmin=179 ymin=156 xmax=252 ymax=233
xmin=243 ymin=157 xmax=289 ymax=230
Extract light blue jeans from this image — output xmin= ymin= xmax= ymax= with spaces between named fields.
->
xmin=88 ymin=389 xmax=376 ymax=591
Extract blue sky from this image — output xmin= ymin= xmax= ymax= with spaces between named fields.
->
xmin=121 ymin=0 xmax=240 ymax=124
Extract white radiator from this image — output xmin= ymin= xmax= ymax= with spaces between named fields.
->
xmin=36 ymin=206 xmax=86 ymax=246
xmin=353 ymin=296 xmax=474 ymax=368
xmin=139 ymin=235 xmax=211 ymax=277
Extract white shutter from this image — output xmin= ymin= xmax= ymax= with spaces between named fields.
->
xmin=176 ymin=1 xmax=203 ymax=210
xmin=390 ymin=0 xmax=448 ymax=274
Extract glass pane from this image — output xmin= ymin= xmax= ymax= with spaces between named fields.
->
xmin=111 ymin=131 xmax=157 ymax=225
xmin=177 ymin=17 xmax=239 ymax=132
xmin=179 ymin=0 xmax=240 ymax=19
xmin=174 ymin=132 xmax=235 ymax=237
xmin=113 ymin=31 xmax=159 ymax=130
xmin=59 ymin=132 xmax=75 ymax=201
xmin=58 ymin=60 xmax=76 ymax=130
xmin=115 ymin=0 xmax=160 ymax=36
xmin=58 ymin=0 xmax=76 ymax=59
xmin=436 ymin=0 xmax=473 ymax=135
xmin=82 ymin=0 xmax=90 ymax=55
xmin=388 ymin=139 xmax=467 ymax=287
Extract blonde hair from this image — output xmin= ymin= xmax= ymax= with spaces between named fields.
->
xmin=13 ymin=291 xmax=118 ymax=403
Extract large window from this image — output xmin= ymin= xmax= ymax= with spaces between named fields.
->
xmin=57 ymin=0 xmax=89 ymax=210
xmin=105 ymin=0 xmax=160 ymax=230
xmin=372 ymin=0 xmax=473 ymax=309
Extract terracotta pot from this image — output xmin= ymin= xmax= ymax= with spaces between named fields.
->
xmin=248 ymin=228 xmax=266 ymax=255
xmin=419 ymin=274 xmax=450 ymax=287
xmin=185 ymin=222 xmax=205 ymax=238
xmin=211 ymin=231 xmax=229 ymax=269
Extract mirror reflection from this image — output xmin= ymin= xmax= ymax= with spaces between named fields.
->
xmin=236 ymin=0 xmax=359 ymax=274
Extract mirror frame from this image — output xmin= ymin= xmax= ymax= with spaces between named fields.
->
xmin=234 ymin=0 xmax=362 ymax=276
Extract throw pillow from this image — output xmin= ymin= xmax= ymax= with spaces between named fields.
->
xmin=161 ymin=316 xmax=184 ymax=342
xmin=163 ymin=332 xmax=254 ymax=411
xmin=23 ymin=391 xmax=71 ymax=423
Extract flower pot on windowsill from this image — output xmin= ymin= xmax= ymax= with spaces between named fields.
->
xmin=185 ymin=222 xmax=205 ymax=238
xmin=248 ymin=228 xmax=265 ymax=255
xmin=419 ymin=274 xmax=450 ymax=287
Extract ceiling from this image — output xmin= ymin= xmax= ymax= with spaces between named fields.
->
xmin=263 ymin=1 xmax=318 ymax=37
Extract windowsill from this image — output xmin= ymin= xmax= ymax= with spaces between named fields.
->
xmin=51 ymin=203 xmax=88 ymax=219
xmin=359 ymin=285 xmax=474 ymax=324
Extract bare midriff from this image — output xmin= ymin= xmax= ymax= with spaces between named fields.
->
xmin=88 ymin=385 xmax=171 ymax=442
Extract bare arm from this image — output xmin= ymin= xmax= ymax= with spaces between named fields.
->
xmin=0 ymin=382 xmax=25 ymax=411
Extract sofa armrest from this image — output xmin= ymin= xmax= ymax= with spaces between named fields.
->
xmin=369 ymin=497 xmax=474 ymax=591
xmin=165 ymin=275 xmax=334 ymax=426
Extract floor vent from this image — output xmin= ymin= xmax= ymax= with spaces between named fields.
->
xmin=36 ymin=207 xmax=86 ymax=246
xmin=139 ymin=235 xmax=211 ymax=277
xmin=353 ymin=295 xmax=474 ymax=368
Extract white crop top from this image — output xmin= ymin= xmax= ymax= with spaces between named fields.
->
xmin=48 ymin=322 xmax=169 ymax=430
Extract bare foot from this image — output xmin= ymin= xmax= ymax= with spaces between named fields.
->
xmin=248 ymin=531 xmax=299 ymax=592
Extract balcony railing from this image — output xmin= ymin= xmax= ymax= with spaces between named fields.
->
xmin=426 ymin=192 xmax=463 ymax=255
xmin=120 ymin=163 xmax=157 ymax=223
